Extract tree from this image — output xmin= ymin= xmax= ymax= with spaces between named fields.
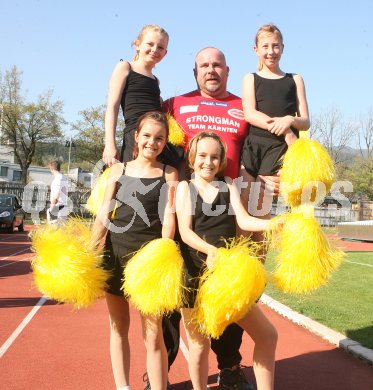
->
xmin=345 ymin=157 xmax=373 ymax=200
xmin=312 ymin=106 xmax=356 ymax=165
xmin=71 ymin=105 xmax=124 ymax=168
xmin=0 ymin=66 xmax=65 ymax=183
xmin=358 ymin=106 xmax=373 ymax=158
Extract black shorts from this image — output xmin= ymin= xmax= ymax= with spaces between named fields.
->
xmin=102 ymin=241 xmax=136 ymax=296
xmin=241 ymin=133 xmax=288 ymax=177
xmin=183 ymin=275 xmax=200 ymax=308
xmin=182 ymin=251 xmax=206 ymax=308
xmin=183 ymin=264 xmax=208 ymax=309
xmin=120 ymin=128 xmax=136 ymax=163
xmin=159 ymin=143 xmax=185 ymax=170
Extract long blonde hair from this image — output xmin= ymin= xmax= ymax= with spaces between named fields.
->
xmin=255 ymin=24 xmax=284 ymax=71
xmin=132 ymin=24 xmax=169 ymax=61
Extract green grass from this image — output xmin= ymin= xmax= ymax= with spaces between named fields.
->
xmin=264 ymin=250 xmax=373 ymax=349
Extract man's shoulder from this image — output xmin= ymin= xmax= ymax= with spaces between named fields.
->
xmin=165 ymin=90 xmax=200 ymax=103
xmin=163 ymin=90 xmax=200 ymax=112
xmin=174 ymin=90 xmax=241 ymax=101
xmin=181 ymin=90 xmax=201 ymax=98
xmin=225 ymin=91 xmax=241 ymax=101
xmin=163 ymin=90 xmax=243 ymax=112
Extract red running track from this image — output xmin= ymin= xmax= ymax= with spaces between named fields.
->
xmin=330 ymin=234 xmax=373 ymax=252
xmin=1 ymin=226 xmax=372 ymax=390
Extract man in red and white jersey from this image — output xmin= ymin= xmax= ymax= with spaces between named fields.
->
xmin=163 ymin=47 xmax=248 ymax=180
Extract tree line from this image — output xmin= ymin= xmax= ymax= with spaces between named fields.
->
xmin=1 ymin=66 xmax=372 ymax=200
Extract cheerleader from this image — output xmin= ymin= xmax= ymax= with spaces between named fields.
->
xmin=92 ymin=111 xmax=178 ymax=390
xmin=176 ymin=132 xmax=277 ymax=390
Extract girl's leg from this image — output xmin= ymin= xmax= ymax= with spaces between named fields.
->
xmin=237 ymin=304 xmax=278 ymax=390
xmin=141 ymin=315 xmax=168 ymax=390
xmin=237 ymin=166 xmax=256 ymax=238
xmin=181 ymin=308 xmax=210 ymax=390
xmin=105 ymin=292 xmax=131 ymax=388
xmin=239 ymin=166 xmax=256 ymax=218
xmin=239 ymin=167 xmax=273 ymax=262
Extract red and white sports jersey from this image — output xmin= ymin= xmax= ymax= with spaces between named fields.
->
xmin=163 ymin=90 xmax=248 ymax=179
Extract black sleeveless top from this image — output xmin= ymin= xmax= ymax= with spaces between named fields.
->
xmin=108 ymin=164 xmax=167 ymax=250
xmin=120 ymin=62 xmax=161 ymax=133
xmin=249 ymin=72 xmax=299 ymax=140
xmin=181 ymin=178 xmax=236 ymax=278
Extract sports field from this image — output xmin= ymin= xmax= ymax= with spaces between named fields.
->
xmin=2 ymin=226 xmax=373 ymax=389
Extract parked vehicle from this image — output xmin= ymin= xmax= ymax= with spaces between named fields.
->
xmin=0 ymin=194 xmax=25 ymax=233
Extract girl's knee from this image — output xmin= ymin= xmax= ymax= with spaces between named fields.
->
xmin=264 ymin=323 xmax=278 ymax=349
xmin=190 ymin=345 xmax=209 ymax=364
xmin=243 ymin=314 xmax=278 ymax=350
xmin=143 ymin=328 xmax=163 ymax=349
xmin=143 ymin=319 xmax=164 ymax=352
xmin=189 ymin=339 xmax=210 ymax=359
xmin=110 ymin=316 xmax=130 ymax=335
xmin=144 ymin=337 xmax=164 ymax=353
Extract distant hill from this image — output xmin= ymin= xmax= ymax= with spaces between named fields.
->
xmin=331 ymin=146 xmax=369 ymax=165
xmin=342 ymin=146 xmax=368 ymax=157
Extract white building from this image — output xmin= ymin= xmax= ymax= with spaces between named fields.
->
xmin=0 ymin=146 xmax=92 ymax=188
xmin=0 ymin=145 xmax=15 ymax=163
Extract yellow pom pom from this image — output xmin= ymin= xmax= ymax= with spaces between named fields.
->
xmin=31 ymin=218 xmax=109 ymax=308
xmin=271 ymin=205 xmax=344 ymax=293
xmin=299 ymin=130 xmax=310 ymax=139
xmin=86 ymin=167 xmax=112 ymax=216
xmin=166 ymin=113 xmax=185 ymax=146
xmin=193 ymin=238 xmax=266 ymax=339
xmin=280 ymin=138 xmax=335 ymax=207
xmin=123 ymin=238 xmax=185 ymax=316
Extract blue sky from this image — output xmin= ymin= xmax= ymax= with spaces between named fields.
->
xmin=2 ymin=0 xmax=372 ymax=138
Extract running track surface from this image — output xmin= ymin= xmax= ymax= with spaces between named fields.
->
xmin=1 ymin=227 xmax=373 ymax=390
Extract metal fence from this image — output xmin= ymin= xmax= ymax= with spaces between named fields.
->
xmin=1 ymin=182 xmax=372 ymax=226
xmin=270 ymin=203 xmax=370 ymax=227
xmin=0 ymin=182 xmax=91 ymax=217
xmin=338 ymin=220 xmax=373 ymax=241
xmin=313 ymin=206 xmax=362 ymax=227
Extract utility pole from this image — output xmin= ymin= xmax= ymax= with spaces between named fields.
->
xmin=65 ymin=136 xmax=75 ymax=181
xmin=0 ymin=103 xmax=3 ymax=153
xmin=67 ymin=135 xmax=72 ymax=177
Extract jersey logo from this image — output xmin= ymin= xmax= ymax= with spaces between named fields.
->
xmin=180 ymin=105 xmax=199 ymax=114
xmin=199 ymin=100 xmax=228 ymax=107
xmin=228 ymin=108 xmax=245 ymax=120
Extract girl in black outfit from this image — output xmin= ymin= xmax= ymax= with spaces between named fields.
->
xmin=240 ymin=24 xmax=310 ymax=260
xmin=103 ymin=24 xmax=169 ymax=166
xmin=92 ymin=112 xmax=178 ymax=390
xmin=176 ymin=132 xmax=277 ymax=390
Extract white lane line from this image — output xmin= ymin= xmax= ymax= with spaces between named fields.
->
xmin=345 ymin=260 xmax=373 ymax=267
xmin=0 ymin=257 xmax=32 ymax=269
xmin=0 ymin=247 xmax=30 ymax=262
xmin=179 ymin=336 xmax=190 ymax=361
xmin=0 ymin=296 xmax=48 ymax=358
